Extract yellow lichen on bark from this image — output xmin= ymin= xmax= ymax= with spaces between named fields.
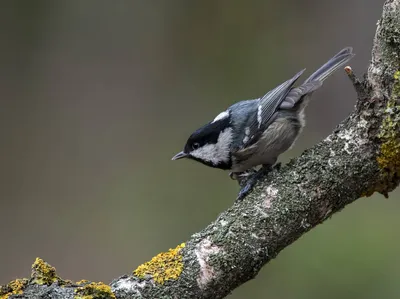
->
xmin=74 ymin=282 xmax=116 ymax=299
xmin=0 ymin=279 xmax=28 ymax=299
xmin=133 ymin=243 xmax=185 ymax=284
xmin=31 ymin=257 xmax=59 ymax=285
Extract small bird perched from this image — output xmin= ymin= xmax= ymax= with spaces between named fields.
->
xmin=172 ymin=47 xmax=355 ymax=200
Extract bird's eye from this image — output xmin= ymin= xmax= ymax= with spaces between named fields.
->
xmin=192 ymin=143 xmax=200 ymax=150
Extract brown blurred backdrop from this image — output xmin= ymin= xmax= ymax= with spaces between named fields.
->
xmin=1 ymin=1 xmax=399 ymax=298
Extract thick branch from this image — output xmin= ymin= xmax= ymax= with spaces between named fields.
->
xmin=2 ymin=1 xmax=400 ymax=298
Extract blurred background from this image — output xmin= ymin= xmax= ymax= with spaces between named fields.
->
xmin=1 ymin=1 xmax=399 ymax=298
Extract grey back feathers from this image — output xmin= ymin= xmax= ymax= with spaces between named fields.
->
xmin=233 ymin=69 xmax=306 ymax=149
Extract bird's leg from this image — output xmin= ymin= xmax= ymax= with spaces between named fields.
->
xmin=236 ymin=161 xmax=281 ymax=201
xmin=236 ymin=167 xmax=269 ymax=201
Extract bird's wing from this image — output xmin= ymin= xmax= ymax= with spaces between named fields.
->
xmin=241 ymin=69 xmax=306 ymax=148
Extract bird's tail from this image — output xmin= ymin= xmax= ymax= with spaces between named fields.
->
xmin=304 ymin=47 xmax=355 ymax=84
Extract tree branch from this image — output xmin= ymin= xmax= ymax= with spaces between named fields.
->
xmin=2 ymin=1 xmax=400 ymax=298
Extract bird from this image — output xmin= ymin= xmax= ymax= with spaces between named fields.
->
xmin=172 ymin=47 xmax=355 ymax=200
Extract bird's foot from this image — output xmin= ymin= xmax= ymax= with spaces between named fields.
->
xmin=236 ymin=163 xmax=281 ymax=201
xmin=236 ymin=167 xmax=268 ymax=201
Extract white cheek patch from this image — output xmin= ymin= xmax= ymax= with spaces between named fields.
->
xmin=212 ymin=110 xmax=229 ymax=123
xmin=190 ymin=128 xmax=233 ymax=165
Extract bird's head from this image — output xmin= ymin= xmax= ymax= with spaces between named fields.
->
xmin=172 ymin=111 xmax=233 ymax=170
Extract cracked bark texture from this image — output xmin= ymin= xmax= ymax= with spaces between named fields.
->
xmin=2 ymin=1 xmax=400 ymax=298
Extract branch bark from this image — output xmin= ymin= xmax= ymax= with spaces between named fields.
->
xmin=2 ymin=1 xmax=400 ymax=298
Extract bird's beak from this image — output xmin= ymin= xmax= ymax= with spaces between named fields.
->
xmin=171 ymin=151 xmax=188 ymax=160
